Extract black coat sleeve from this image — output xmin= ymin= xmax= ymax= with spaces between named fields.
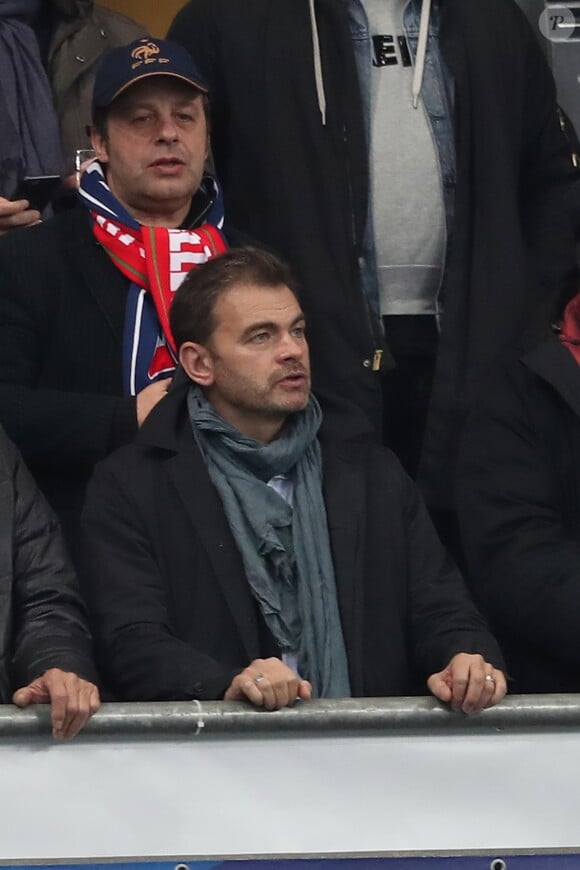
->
xmin=457 ymin=362 xmax=580 ymax=670
xmin=81 ymin=457 xmax=239 ymax=701
xmin=6 ymin=432 xmax=98 ymax=689
xmin=398 ymin=462 xmax=505 ymax=677
xmin=0 ymin=222 xmax=137 ymax=469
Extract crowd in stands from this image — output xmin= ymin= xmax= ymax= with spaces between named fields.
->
xmin=0 ymin=0 xmax=145 ymax=231
xmin=0 ymin=0 xmax=579 ymax=738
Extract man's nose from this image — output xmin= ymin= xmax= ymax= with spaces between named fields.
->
xmin=278 ymin=332 xmax=305 ymax=360
xmin=155 ymin=116 xmax=179 ymax=142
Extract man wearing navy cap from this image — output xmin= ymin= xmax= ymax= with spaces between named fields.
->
xmin=0 ymin=37 xmax=232 ymax=563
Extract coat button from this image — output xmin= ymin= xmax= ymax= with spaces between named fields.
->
xmin=100 ymin=28 xmax=107 ymax=37
xmin=76 ymin=55 xmax=86 ymax=62
xmin=362 ymin=359 xmax=371 ymax=368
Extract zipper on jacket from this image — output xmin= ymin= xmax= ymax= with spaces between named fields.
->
xmin=342 ymin=122 xmax=386 ymax=372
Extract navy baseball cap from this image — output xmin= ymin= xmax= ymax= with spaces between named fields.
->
xmin=92 ymin=37 xmax=209 ymax=114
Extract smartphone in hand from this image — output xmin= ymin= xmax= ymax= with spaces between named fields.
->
xmin=14 ymin=175 xmax=61 ymax=213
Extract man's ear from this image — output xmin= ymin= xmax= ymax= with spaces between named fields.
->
xmin=90 ymin=126 xmax=109 ymax=164
xmin=179 ymin=342 xmax=215 ymax=387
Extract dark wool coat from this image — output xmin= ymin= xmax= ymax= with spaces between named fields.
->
xmin=81 ymin=380 xmax=504 ymax=702
xmin=0 ymin=206 xmax=246 ymax=561
xmin=168 ymin=0 xmax=578 ymax=507
xmin=0 ymin=208 xmax=137 ymax=557
xmin=0 ymin=427 xmax=97 ymax=702
xmin=457 ymin=336 xmax=580 ymax=693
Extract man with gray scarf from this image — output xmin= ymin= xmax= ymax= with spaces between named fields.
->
xmin=81 ymin=247 xmax=507 ymax=711
xmin=0 ymin=0 xmax=144 ymax=232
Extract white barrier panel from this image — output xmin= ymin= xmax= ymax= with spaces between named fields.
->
xmin=1 ymin=727 xmax=580 ymax=861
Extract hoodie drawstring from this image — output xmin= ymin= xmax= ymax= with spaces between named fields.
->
xmin=308 ymin=0 xmax=327 ymax=125
xmin=412 ymin=0 xmax=431 ymax=108
xmin=307 ymin=0 xmax=431 ymax=122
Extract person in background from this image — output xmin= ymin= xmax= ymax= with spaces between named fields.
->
xmin=0 ymin=427 xmax=99 ymax=739
xmin=0 ymin=37 xmax=235 ymax=563
xmin=0 ymin=0 xmax=146 ymax=233
xmin=457 ymin=284 xmax=580 ymax=694
xmin=168 ymin=0 xmax=579 ymax=541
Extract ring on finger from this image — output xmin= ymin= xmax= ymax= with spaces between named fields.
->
xmin=484 ymin=674 xmax=495 ymax=684
xmin=254 ymin=673 xmax=266 ymax=684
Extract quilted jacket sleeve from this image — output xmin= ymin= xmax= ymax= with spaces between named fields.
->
xmin=5 ymin=430 xmax=98 ymax=690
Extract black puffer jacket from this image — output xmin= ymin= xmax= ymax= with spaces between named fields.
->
xmin=0 ymin=426 xmax=97 ymax=703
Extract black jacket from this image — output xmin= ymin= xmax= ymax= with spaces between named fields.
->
xmin=81 ymin=379 xmax=503 ymax=701
xmin=0 ymin=208 xmax=137 ymax=556
xmin=0 ymin=427 xmax=96 ymax=703
xmin=0 ymin=206 xmax=244 ymax=560
xmin=457 ymin=335 xmax=580 ymax=693
xmin=169 ymin=0 xmax=578 ymax=506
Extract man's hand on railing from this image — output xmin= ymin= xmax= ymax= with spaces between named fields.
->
xmin=12 ymin=668 xmax=100 ymax=739
xmin=224 ymin=657 xmax=312 ymax=710
xmin=427 ymin=653 xmax=507 ymax=714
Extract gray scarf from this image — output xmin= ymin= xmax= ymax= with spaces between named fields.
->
xmin=187 ymin=386 xmax=351 ymax=698
xmin=0 ymin=0 xmax=63 ymax=197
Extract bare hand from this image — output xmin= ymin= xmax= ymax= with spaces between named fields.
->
xmin=12 ymin=668 xmax=100 ymax=739
xmin=136 ymin=378 xmax=172 ymax=427
xmin=224 ymin=657 xmax=312 ymax=710
xmin=427 ymin=653 xmax=507 ymax=714
xmin=0 ymin=197 xmax=41 ymax=234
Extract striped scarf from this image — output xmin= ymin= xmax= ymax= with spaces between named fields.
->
xmin=79 ymin=161 xmax=227 ymax=395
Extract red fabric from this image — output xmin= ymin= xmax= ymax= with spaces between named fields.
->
xmin=558 ymin=294 xmax=580 ymax=365
xmin=92 ymin=215 xmax=227 ymax=356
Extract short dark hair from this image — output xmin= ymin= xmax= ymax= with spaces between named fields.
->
xmin=170 ymin=247 xmax=300 ymax=348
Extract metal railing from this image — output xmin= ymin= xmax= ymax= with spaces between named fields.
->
xmin=2 ymin=694 xmax=580 ymax=738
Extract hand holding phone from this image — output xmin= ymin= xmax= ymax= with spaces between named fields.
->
xmin=0 ymin=197 xmax=41 ymax=235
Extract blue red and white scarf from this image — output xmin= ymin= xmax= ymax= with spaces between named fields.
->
xmin=79 ymin=161 xmax=227 ymax=395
